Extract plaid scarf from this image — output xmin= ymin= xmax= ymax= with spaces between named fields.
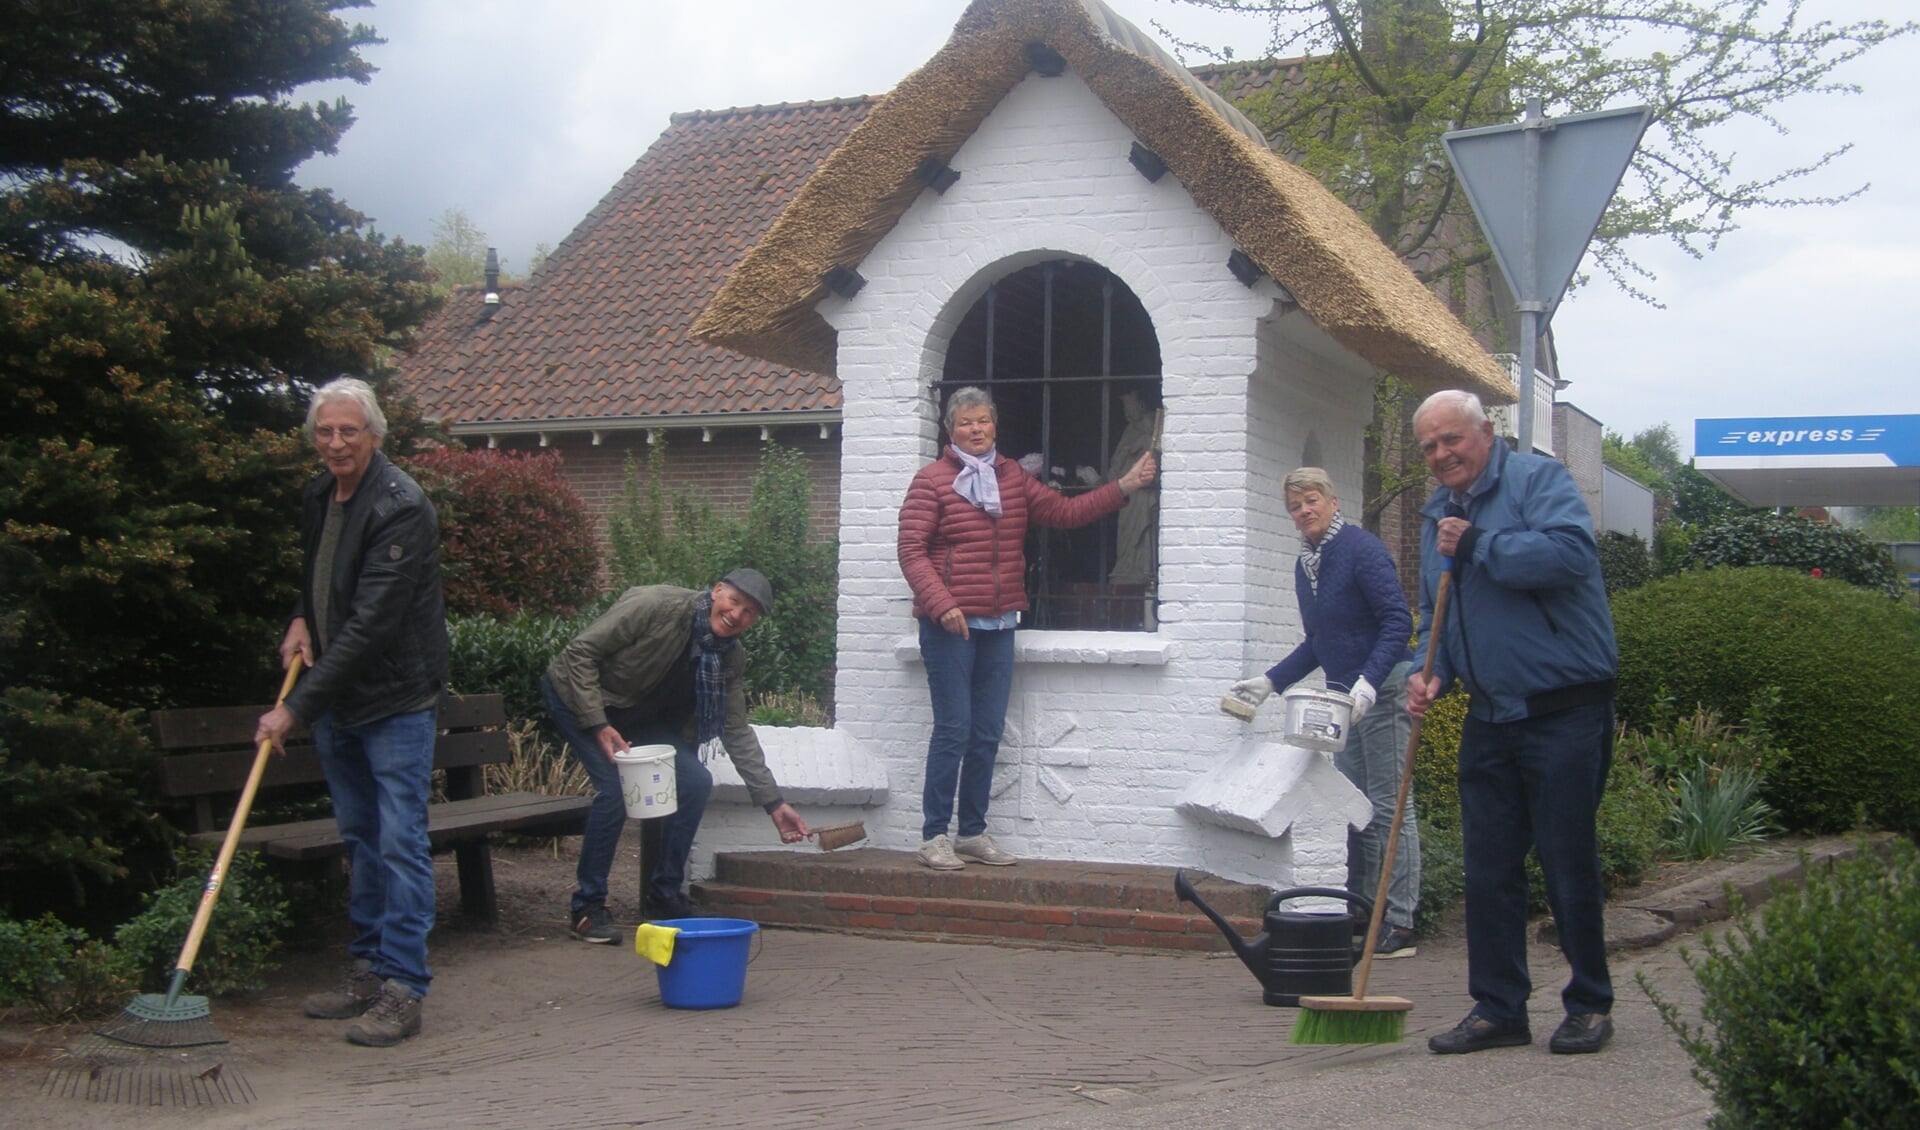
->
xmin=691 ymin=592 xmax=736 ymax=744
xmin=950 ymin=445 xmax=1002 ymax=517
xmin=1301 ymin=513 xmax=1346 ymax=596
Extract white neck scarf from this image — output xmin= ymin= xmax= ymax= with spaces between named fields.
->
xmin=950 ymin=445 xmax=1002 ymax=517
xmin=1302 ymin=512 xmax=1346 ymax=595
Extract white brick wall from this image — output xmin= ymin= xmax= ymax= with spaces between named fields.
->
xmin=695 ymin=70 xmax=1393 ymax=892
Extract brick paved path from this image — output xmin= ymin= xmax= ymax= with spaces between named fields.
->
xmin=10 ymin=913 xmax=1712 ymax=1129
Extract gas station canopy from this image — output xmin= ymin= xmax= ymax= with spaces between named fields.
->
xmin=1694 ymin=415 xmax=1920 ymax=507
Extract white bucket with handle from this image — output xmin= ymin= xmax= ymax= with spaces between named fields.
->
xmin=613 ymin=744 xmax=677 ymax=819
xmin=1280 ymin=687 xmax=1354 ymax=753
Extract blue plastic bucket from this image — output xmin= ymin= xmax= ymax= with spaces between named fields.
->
xmin=653 ymin=918 xmax=758 ymax=1010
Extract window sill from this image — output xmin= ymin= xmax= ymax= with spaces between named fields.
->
xmin=892 ymin=630 xmax=1173 ymax=666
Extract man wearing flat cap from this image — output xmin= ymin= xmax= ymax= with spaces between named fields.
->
xmin=542 ymin=569 xmax=810 ymax=942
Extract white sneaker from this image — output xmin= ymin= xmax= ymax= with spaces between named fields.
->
xmin=917 ymin=834 xmax=965 ymax=870
xmin=954 ymin=832 xmax=1017 ymax=866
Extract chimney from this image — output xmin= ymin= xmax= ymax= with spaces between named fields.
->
xmin=481 ymin=247 xmax=502 ymax=322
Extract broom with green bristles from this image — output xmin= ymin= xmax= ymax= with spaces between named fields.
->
xmin=1292 ymin=564 xmax=1454 ymax=1045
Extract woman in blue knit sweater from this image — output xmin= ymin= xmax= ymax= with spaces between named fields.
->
xmin=1227 ymin=467 xmax=1422 ymax=957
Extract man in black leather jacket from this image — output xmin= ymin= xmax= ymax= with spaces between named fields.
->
xmin=256 ymin=378 xmax=447 ymax=1048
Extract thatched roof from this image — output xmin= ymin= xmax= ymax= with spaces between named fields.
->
xmin=690 ymin=0 xmax=1513 ymax=403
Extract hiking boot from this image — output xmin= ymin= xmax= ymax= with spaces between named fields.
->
xmin=345 ymin=980 xmax=423 ymax=1047
xmin=1372 ymin=925 xmax=1417 ymax=959
xmin=303 ymin=959 xmax=382 ymax=1019
xmin=1427 ymin=1010 xmax=1531 ymax=1055
xmin=917 ymin=834 xmax=965 ymax=870
xmin=954 ymin=832 xmax=1017 ymax=866
xmin=570 ymin=906 xmax=619 ymax=944
xmin=1549 ymin=1012 xmax=1615 ymax=1055
xmin=642 ymin=891 xmax=698 ymax=922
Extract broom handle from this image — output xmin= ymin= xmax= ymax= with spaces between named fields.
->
xmin=1354 ymin=565 xmax=1453 ymax=1001
xmin=163 ymin=659 xmax=304 ymax=1005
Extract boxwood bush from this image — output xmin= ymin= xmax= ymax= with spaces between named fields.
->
xmin=1648 ymin=838 xmax=1920 ymax=1128
xmin=113 ymin=850 xmax=290 ymax=997
xmin=1613 ymin=567 xmax=1920 ymax=835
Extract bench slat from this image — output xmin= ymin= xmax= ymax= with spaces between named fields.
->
xmin=152 ymin=693 xmax=506 ymax=750
xmin=186 ymin=793 xmax=591 ymax=861
xmin=160 ymin=729 xmax=511 ymax=798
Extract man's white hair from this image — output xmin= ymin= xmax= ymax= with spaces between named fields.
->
xmin=1413 ymin=389 xmax=1489 ymax=429
xmin=306 ymin=377 xmax=389 ymax=440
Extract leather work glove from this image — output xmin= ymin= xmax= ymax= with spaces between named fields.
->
xmin=1228 ymin=675 xmax=1275 ymax=711
xmin=1348 ymin=675 xmax=1377 ymax=722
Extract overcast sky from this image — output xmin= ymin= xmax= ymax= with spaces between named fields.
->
xmin=298 ymin=0 xmax=1918 ymax=457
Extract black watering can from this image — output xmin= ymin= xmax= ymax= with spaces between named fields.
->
xmin=1174 ymin=870 xmax=1370 ymax=1007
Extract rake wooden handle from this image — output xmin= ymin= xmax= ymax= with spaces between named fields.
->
xmin=167 ymin=659 xmax=303 ymax=998
xmin=1353 ymin=566 xmax=1452 ymax=1001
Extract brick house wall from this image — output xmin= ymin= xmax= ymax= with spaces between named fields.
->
xmin=481 ymin=426 xmax=842 ymax=581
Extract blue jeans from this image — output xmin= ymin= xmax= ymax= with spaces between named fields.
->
xmin=540 ymin=676 xmax=712 ymax=914
xmin=1336 ymin=661 xmax=1421 ymax=930
xmin=312 ymin=706 xmax=438 ymax=996
xmin=1457 ymin=701 xmax=1615 ymax=1025
xmin=918 ymin=619 xmax=1016 ymax=841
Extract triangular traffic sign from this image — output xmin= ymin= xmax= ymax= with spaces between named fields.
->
xmin=1443 ymin=105 xmax=1652 ymax=320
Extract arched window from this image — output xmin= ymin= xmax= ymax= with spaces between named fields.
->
xmin=938 ymin=259 xmax=1163 ymax=630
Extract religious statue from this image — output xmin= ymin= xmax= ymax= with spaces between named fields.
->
xmin=1107 ymin=388 xmax=1160 ymax=585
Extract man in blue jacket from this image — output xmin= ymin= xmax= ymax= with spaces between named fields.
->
xmin=1405 ymin=390 xmax=1618 ymax=1057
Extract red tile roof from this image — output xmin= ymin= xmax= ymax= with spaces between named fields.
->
xmin=399 ymin=97 xmax=876 ymax=429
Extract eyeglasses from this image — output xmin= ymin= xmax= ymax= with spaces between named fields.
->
xmin=314 ymin=426 xmax=364 ymax=442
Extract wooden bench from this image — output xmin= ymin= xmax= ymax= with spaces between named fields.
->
xmin=154 ymin=693 xmax=589 ymax=923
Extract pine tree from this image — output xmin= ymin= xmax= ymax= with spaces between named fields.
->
xmin=0 ymin=0 xmax=437 ymax=923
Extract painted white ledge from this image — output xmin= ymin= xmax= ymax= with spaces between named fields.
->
xmin=707 ymin=725 xmax=889 ymax=806
xmin=1177 ymin=739 xmax=1370 ymax=901
xmin=891 ymin=630 xmax=1175 ymax=666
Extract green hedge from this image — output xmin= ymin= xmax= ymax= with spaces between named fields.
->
xmin=448 ymin=606 xmax=603 ymax=724
xmin=1681 ymin=513 xmax=1903 ymax=598
xmin=1411 ymin=689 xmax=1468 ymax=828
xmin=1613 ymin=567 xmax=1920 ymax=835
xmin=1597 ymin=530 xmax=1653 ymax=595
xmin=1650 ymin=838 xmax=1920 ymax=1128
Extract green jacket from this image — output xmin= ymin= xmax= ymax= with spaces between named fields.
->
xmin=546 ymin=585 xmax=782 ymax=810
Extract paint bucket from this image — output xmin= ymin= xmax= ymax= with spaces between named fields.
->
xmin=653 ymin=918 xmax=758 ymax=1010
xmin=1280 ymin=687 xmax=1353 ymax=753
xmin=612 ymin=744 xmax=677 ymax=819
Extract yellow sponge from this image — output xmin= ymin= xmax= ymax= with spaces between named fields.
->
xmin=635 ymin=922 xmax=680 ymax=966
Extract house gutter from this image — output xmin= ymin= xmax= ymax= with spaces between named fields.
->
xmin=443 ymin=409 xmax=842 ymax=449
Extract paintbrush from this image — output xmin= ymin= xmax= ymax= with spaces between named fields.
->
xmin=811 ymin=821 xmax=867 ymax=851
xmin=1219 ymin=693 xmax=1259 ymax=722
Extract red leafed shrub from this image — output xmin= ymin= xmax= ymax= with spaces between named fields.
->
xmin=405 ymin=448 xmax=599 ymax=617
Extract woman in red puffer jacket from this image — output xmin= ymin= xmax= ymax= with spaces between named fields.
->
xmin=897 ymin=386 xmax=1157 ymax=870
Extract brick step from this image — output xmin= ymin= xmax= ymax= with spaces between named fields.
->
xmin=693 ymin=848 xmax=1272 ymax=955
